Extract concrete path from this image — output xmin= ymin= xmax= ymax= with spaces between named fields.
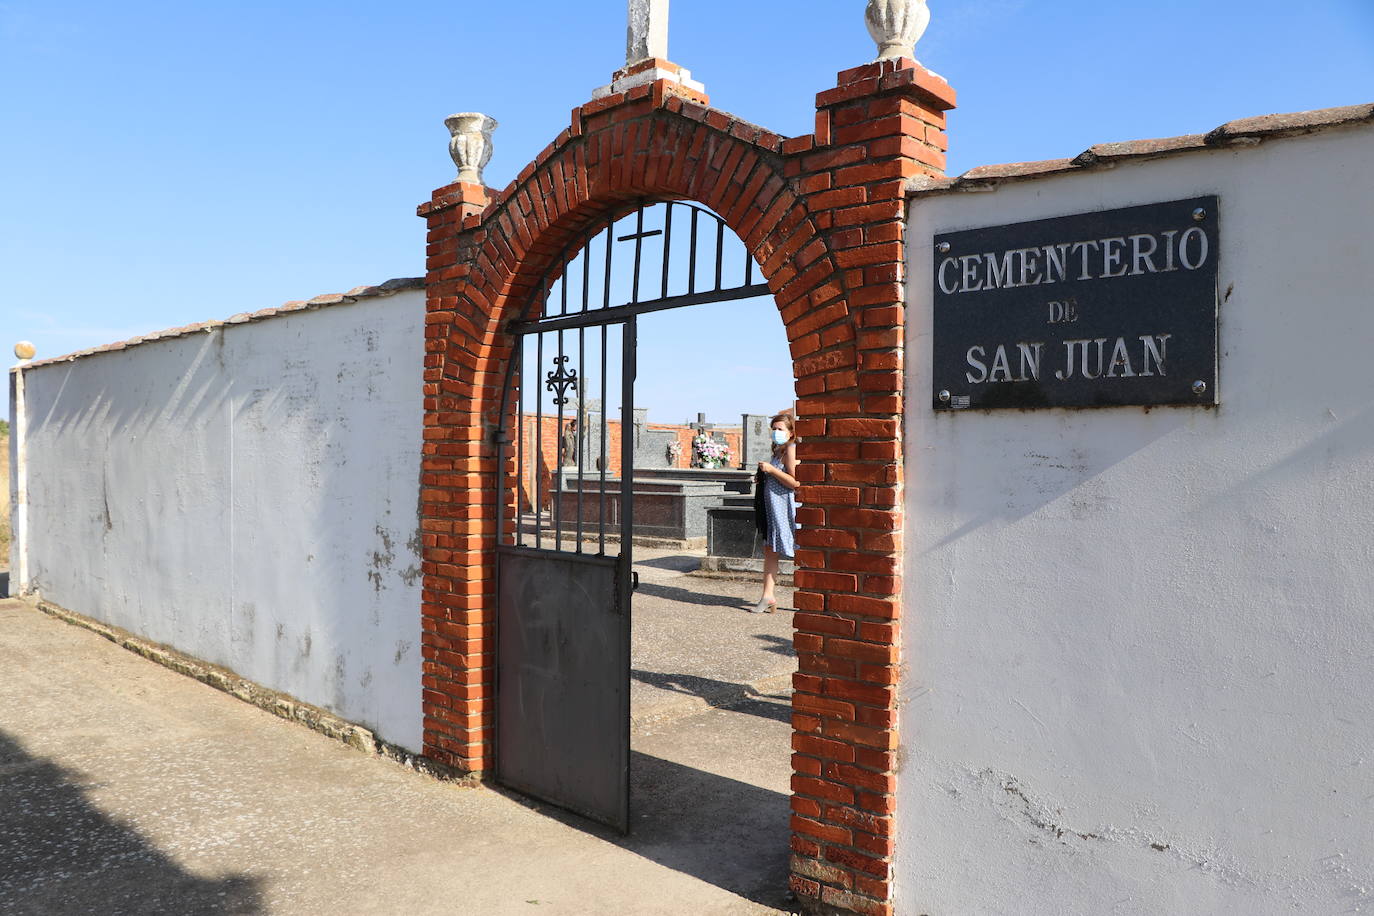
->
xmin=0 ymin=557 xmax=798 ymax=916
xmin=629 ymin=548 xmax=796 ymax=726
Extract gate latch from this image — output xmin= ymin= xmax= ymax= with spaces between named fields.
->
xmin=631 ymin=571 xmax=640 ymax=591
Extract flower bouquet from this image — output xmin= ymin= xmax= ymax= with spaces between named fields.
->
xmin=691 ymin=434 xmax=732 ymax=469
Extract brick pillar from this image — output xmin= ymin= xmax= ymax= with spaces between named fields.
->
xmin=783 ymin=58 xmax=955 ymax=916
xmin=416 ymin=179 xmax=499 ymax=773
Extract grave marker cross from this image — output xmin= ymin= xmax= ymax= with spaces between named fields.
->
xmin=690 ymin=412 xmax=714 ymax=437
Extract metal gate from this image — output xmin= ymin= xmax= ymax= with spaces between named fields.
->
xmin=495 ymin=200 xmax=769 ymax=831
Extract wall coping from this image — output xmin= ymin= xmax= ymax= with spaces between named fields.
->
xmin=14 ymin=277 xmax=424 ymax=372
xmin=907 ymin=102 xmax=1374 ymax=197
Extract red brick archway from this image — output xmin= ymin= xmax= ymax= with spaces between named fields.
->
xmin=417 ymin=59 xmax=954 ymax=916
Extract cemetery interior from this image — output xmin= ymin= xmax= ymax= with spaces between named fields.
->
xmin=515 ymin=405 xmax=794 ymax=574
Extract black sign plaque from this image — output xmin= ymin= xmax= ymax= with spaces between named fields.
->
xmin=932 ymin=196 xmax=1219 ymax=411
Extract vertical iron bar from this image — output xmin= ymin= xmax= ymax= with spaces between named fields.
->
xmin=745 ymin=249 xmax=754 ymax=286
xmin=688 ymin=208 xmax=699 ymax=295
xmin=515 ymin=340 xmax=524 ymax=547
xmin=603 ymin=216 xmax=614 ymax=310
xmin=631 ymin=206 xmax=645 ymax=303
xmin=660 ymin=203 xmax=673 ymax=299
xmin=600 ymin=216 xmax=613 ymax=552
xmin=620 ymin=319 xmax=636 ymax=564
xmin=560 ymin=262 xmax=569 ymax=317
xmin=582 ymin=233 xmax=591 ymax=313
xmin=495 ymin=376 xmax=508 ymax=553
xmin=554 ymin=328 xmax=566 ymax=546
xmin=599 ymin=322 xmax=608 ymax=554
xmin=577 ymin=235 xmax=593 ymax=549
xmin=714 ymin=220 xmax=725 ymax=290
xmin=618 ymin=316 xmax=636 ymax=827
xmin=576 ymin=325 xmax=586 ymax=552
xmin=534 ymin=331 xmax=544 ymax=549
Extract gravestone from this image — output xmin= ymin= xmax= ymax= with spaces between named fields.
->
xmin=689 ymin=412 xmax=714 ymax=437
xmin=740 ymin=413 xmax=773 ymax=469
xmin=704 ymin=496 xmax=795 ymax=581
xmin=706 ymin=500 xmax=761 ymax=558
xmin=631 ymin=406 xmax=679 ymax=469
xmin=558 ymin=399 xmax=603 ymax=469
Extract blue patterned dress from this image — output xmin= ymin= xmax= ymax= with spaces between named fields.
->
xmin=763 ymin=452 xmax=798 ymax=558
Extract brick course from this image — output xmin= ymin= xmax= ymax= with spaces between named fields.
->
xmin=417 ymin=57 xmax=954 ymax=916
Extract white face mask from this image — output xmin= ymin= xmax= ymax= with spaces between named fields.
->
xmin=771 ymin=429 xmax=790 ymax=445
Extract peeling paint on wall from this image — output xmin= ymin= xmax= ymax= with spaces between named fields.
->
xmin=19 ymin=289 xmax=427 ymax=752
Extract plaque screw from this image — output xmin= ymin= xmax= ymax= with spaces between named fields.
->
xmin=1192 ymin=207 xmax=1207 ymax=221
xmin=936 ymin=242 xmax=951 ymax=254
xmin=938 ymin=389 xmax=951 ymax=403
xmin=1192 ymin=380 xmax=1208 ymax=395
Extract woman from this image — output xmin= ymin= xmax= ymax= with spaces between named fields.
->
xmin=751 ymin=413 xmax=799 ymax=614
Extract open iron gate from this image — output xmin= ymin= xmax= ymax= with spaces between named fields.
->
xmin=495 ymin=201 xmax=770 ymax=832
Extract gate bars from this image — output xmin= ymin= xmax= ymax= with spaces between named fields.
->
xmin=497 ymin=200 xmax=769 ymax=557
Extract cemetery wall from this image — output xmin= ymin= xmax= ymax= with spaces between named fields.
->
xmin=11 ymin=285 xmax=428 ymax=753
xmin=897 ymin=123 xmax=1374 ymax=912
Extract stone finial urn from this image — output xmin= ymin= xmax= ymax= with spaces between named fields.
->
xmin=865 ymin=0 xmax=930 ymax=60
xmin=444 ymin=113 xmax=498 ymax=184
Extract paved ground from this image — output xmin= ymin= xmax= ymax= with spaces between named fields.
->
xmin=630 ymin=548 xmax=796 ymax=726
xmin=0 ymin=553 xmax=798 ymax=915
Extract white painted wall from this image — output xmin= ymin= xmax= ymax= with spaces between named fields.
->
xmin=16 ymin=290 xmax=426 ymax=752
xmin=900 ymin=127 xmax=1374 ymax=913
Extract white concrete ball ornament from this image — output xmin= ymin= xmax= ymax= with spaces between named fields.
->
xmin=14 ymin=341 xmax=35 ymax=360
xmin=444 ymin=113 xmax=498 ymax=185
xmin=865 ymin=0 xmax=930 ymax=60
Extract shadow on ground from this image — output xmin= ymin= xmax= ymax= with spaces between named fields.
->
xmin=752 ymin=633 xmax=797 ymax=658
xmin=631 ymin=669 xmax=792 ymax=724
xmin=634 ymin=580 xmax=752 ymax=609
xmin=634 ymin=554 xmax=702 ymax=574
xmin=496 ymin=695 xmax=794 ymax=911
xmin=625 ymin=726 xmax=791 ymax=908
xmin=0 ymin=730 xmax=262 ymax=915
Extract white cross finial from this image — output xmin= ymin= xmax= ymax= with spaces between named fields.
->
xmin=627 ymin=0 xmax=669 ymax=65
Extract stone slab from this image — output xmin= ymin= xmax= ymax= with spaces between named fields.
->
xmin=707 ymin=505 xmax=763 ymax=559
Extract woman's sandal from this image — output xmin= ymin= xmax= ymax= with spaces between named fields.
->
xmin=749 ymin=598 xmax=777 ymax=614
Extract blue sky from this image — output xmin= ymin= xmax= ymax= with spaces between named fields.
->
xmin=3 ymin=1 xmax=1371 ymax=423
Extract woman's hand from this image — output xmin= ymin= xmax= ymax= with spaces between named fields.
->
xmin=757 ymin=460 xmax=772 ymax=475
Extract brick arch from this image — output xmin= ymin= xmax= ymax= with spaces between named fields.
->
xmin=417 ymin=62 xmax=955 ymax=916
xmin=443 ymin=117 xmax=850 ymax=414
